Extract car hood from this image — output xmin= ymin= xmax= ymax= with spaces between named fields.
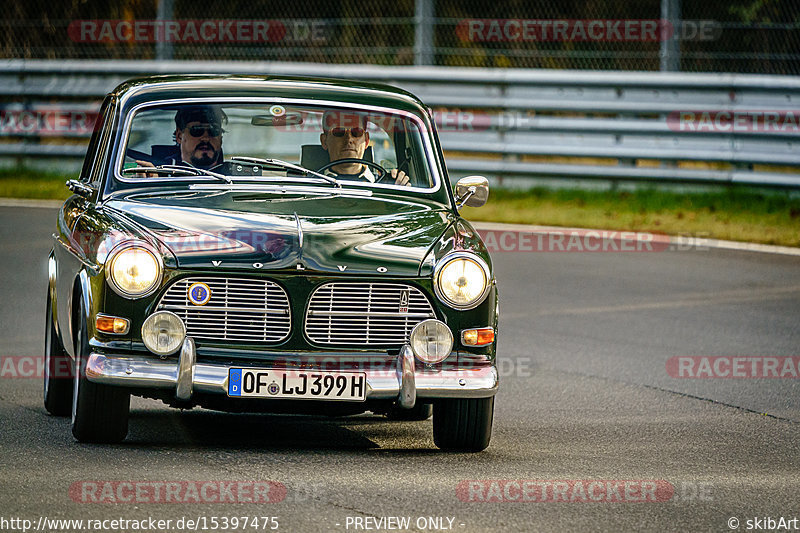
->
xmin=103 ymin=189 xmax=453 ymax=276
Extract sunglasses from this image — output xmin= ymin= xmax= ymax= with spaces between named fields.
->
xmin=328 ymin=127 xmax=365 ymax=138
xmin=187 ymin=124 xmax=222 ymax=138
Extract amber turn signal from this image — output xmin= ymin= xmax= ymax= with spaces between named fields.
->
xmin=461 ymin=327 xmax=495 ymax=346
xmin=96 ymin=314 xmax=130 ymax=335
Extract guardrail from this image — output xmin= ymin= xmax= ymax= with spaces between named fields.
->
xmin=2 ymin=59 xmax=799 ymax=188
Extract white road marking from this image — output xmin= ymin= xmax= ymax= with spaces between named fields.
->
xmin=529 ymin=285 xmax=800 ymax=316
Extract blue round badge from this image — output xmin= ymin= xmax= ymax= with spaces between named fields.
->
xmin=187 ymin=282 xmax=211 ymax=306
xmin=267 ymin=382 xmax=280 ymax=395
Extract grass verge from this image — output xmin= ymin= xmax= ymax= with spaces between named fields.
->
xmin=1 ymin=170 xmax=798 ymax=247
xmin=0 ymin=168 xmax=72 ymax=200
xmin=461 ymin=187 xmax=800 ymax=247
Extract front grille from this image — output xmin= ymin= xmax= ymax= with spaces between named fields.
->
xmin=157 ymin=277 xmax=291 ymax=343
xmin=305 ymin=282 xmax=436 ymax=346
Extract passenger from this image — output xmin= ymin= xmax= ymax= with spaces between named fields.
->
xmin=135 ymin=105 xmax=226 ymax=172
xmin=171 ymin=105 xmax=226 ymax=169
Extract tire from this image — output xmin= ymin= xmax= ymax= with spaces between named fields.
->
xmin=71 ymin=305 xmax=130 ymax=443
xmin=433 ymin=397 xmax=494 ymax=452
xmin=43 ymin=293 xmax=73 ymax=416
xmin=385 ymin=402 xmax=433 ymax=421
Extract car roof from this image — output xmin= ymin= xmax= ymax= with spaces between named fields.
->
xmin=112 ymin=74 xmax=430 ymax=116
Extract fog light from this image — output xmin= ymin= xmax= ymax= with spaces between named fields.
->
xmin=141 ymin=311 xmax=186 ymax=356
xmin=96 ymin=314 xmax=130 ymax=335
xmin=409 ymin=319 xmax=453 ymax=364
xmin=461 ymin=327 xmax=495 ymax=346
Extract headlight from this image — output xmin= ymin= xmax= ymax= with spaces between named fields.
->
xmin=410 ymin=319 xmax=454 ymax=364
xmin=434 ymin=253 xmax=490 ymax=309
xmin=141 ymin=311 xmax=186 ymax=356
xmin=105 ymin=243 xmax=162 ymax=298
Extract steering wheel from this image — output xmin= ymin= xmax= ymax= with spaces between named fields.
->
xmin=315 ymin=159 xmax=392 ymax=183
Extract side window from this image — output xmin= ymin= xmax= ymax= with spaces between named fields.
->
xmin=79 ymin=97 xmax=113 ymax=184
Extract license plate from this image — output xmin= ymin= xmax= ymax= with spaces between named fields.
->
xmin=228 ymin=369 xmax=367 ymax=401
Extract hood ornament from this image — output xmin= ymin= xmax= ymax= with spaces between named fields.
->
xmin=294 ymin=212 xmax=304 ymax=249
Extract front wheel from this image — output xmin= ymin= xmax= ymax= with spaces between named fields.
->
xmin=433 ymin=397 xmax=494 ymax=452
xmin=71 ymin=306 xmax=130 ymax=443
xmin=43 ymin=294 xmax=73 ymax=416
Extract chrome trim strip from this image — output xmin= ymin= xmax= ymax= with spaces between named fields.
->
xmin=189 ymin=184 xmax=373 ymax=195
xmin=161 ymin=304 xmax=289 ymax=315
xmin=85 ymin=352 xmax=499 ymax=399
xmin=55 ymin=236 xmax=98 ymax=273
xmin=308 ymin=310 xmax=434 ymax=318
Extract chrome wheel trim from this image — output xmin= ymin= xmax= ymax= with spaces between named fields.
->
xmin=71 ymin=324 xmax=81 ymax=424
xmin=43 ymin=304 xmax=52 ymax=399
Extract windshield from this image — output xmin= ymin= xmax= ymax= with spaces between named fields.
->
xmin=118 ymin=102 xmax=437 ymax=190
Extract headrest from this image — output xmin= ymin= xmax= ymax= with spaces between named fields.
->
xmin=151 ymin=145 xmax=181 ymax=161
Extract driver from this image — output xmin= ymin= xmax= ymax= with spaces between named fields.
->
xmin=320 ymin=111 xmax=410 ymax=186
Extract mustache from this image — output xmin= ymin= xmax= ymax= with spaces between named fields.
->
xmin=195 ymin=142 xmax=215 ymax=151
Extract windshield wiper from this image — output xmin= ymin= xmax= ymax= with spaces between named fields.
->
xmin=122 ymin=164 xmax=232 ymax=183
xmin=226 ymin=157 xmax=341 ymax=188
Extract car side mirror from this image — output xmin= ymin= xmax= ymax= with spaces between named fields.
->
xmin=66 ymin=179 xmax=95 ymax=198
xmin=454 ymin=176 xmax=489 ymax=208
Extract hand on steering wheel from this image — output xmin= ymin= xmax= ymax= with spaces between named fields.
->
xmin=316 ymin=159 xmax=410 ymax=186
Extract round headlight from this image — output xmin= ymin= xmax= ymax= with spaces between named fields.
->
xmin=141 ymin=311 xmax=186 ymax=356
xmin=434 ymin=253 xmax=490 ymax=309
xmin=410 ymin=319 xmax=454 ymax=364
xmin=106 ymin=243 xmax=162 ymax=298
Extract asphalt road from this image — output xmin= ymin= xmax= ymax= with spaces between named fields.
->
xmin=1 ymin=205 xmax=799 ymax=533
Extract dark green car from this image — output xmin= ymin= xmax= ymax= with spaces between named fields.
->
xmin=45 ymin=75 xmax=498 ymax=451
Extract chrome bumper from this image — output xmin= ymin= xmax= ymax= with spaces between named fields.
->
xmin=85 ymin=338 xmax=499 ymax=405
